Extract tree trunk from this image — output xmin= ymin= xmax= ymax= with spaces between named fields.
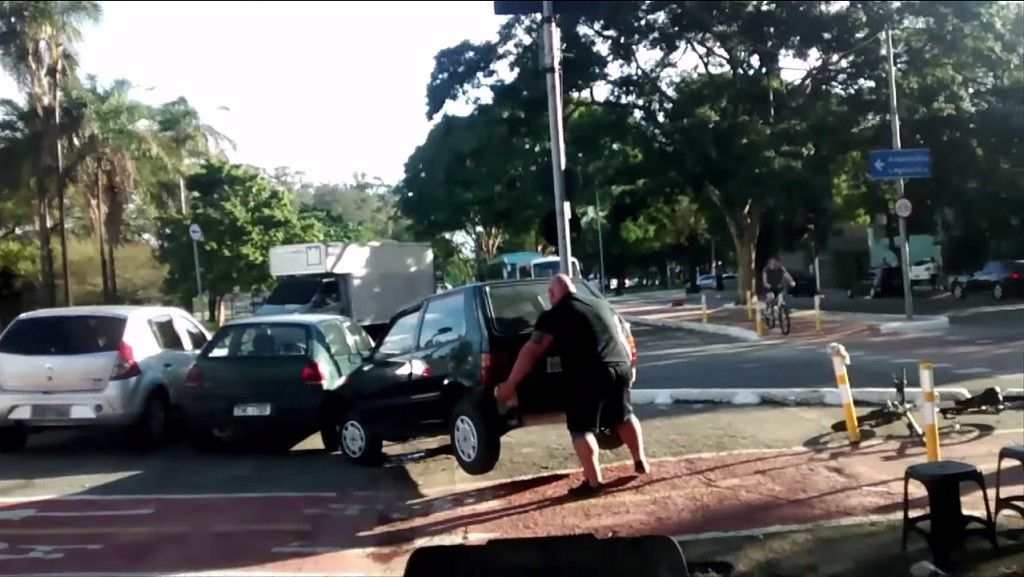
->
xmin=93 ymin=165 xmax=111 ymax=303
xmin=179 ymin=174 xmax=188 ymax=215
xmin=106 ymin=232 xmax=118 ymax=302
xmin=732 ymin=226 xmax=759 ymax=304
xmin=35 ymin=185 xmax=56 ymax=308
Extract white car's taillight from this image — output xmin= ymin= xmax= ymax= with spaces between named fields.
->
xmin=110 ymin=341 xmax=141 ymax=380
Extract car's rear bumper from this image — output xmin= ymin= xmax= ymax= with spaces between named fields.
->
xmin=182 ymin=395 xmax=324 ymax=432
xmin=0 ymin=377 xmax=145 ymax=428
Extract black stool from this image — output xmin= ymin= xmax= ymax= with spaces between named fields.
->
xmin=903 ymin=460 xmax=998 ymax=568
xmin=995 ymin=445 xmax=1024 ymax=521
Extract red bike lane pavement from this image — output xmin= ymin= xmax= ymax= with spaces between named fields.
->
xmin=0 ymin=431 xmax=1019 ymax=575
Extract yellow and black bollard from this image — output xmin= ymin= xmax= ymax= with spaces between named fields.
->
xmin=919 ymin=362 xmax=941 ymax=461
xmin=814 ymin=294 xmax=823 ymax=332
xmin=827 ymin=342 xmax=860 ymax=443
xmin=754 ymin=296 xmax=763 ymax=335
xmin=701 ymin=293 xmax=709 ymax=324
xmin=746 ymin=291 xmax=754 ymax=320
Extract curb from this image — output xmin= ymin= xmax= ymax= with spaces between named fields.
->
xmin=624 ymin=316 xmax=760 ymax=342
xmin=877 ymin=315 xmax=950 ymax=334
xmin=630 ymin=387 xmax=972 ymax=407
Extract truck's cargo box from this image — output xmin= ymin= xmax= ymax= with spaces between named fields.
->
xmin=265 ymin=241 xmax=434 ymax=327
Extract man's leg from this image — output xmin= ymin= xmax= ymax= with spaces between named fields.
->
xmin=614 ymin=415 xmax=649 ymax=473
xmin=571 ymin=431 xmax=602 ymax=487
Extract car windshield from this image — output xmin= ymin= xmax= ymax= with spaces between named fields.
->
xmin=265 ymin=277 xmax=322 ymax=305
xmin=0 ymin=315 xmax=125 ymax=356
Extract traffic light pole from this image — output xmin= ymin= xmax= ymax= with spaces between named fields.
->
xmin=541 ymin=0 xmax=573 ymax=276
xmin=884 ymin=27 xmax=914 ymax=320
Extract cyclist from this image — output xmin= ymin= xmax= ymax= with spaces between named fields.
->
xmin=762 ymin=256 xmax=796 ymax=305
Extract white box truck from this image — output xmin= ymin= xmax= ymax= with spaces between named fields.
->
xmin=255 ymin=241 xmax=434 ymax=338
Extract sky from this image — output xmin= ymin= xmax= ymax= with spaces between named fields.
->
xmin=0 ymin=1 xmax=504 ymax=185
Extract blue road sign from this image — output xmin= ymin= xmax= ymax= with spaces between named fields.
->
xmin=868 ymin=148 xmax=932 ymax=180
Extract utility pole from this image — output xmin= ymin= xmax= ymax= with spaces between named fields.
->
xmin=541 ymin=0 xmax=573 ymax=275
xmin=884 ymin=27 xmax=914 ymax=320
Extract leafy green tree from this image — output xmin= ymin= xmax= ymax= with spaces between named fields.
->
xmin=155 ymin=159 xmax=338 ymax=314
xmin=0 ymin=0 xmax=102 ymax=306
xmin=153 ymin=97 xmax=233 ymax=215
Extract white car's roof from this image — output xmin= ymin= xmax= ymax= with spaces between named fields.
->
xmin=17 ymin=305 xmax=190 ymax=320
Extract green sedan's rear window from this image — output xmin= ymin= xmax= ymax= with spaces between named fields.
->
xmin=203 ymin=324 xmax=311 ymax=358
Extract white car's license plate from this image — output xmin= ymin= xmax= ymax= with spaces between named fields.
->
xmin=233 ymin=403 xmax=271 ymax=417
xmin=32 ymin=405 xmax=70 ymax=419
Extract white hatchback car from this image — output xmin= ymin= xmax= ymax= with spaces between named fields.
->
xmin=0 ymin=306 xmax=211 ymax=452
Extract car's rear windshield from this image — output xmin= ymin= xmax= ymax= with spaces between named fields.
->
xmin=203 ymin=323 xmax=311 ymax=358
xmin=0 ymin=315 xmax=126 ymax=356
xmin=484 ymin=281 xmax=602 ymax=335
xmin=265 ymin=277 xmax=322 ymax=305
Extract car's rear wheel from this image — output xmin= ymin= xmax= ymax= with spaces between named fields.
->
xmin=993 ymin=284 xmax=1004 ymax=300
xmin=339 ymin=412 xmax=383 ymax=466
xmin=136 ymin=392 xmax=169 ymax=451
xmin=0 ymin=424 xmax=27 ymax=452
xmin=451 ymin=395 xmax=500 ymax=476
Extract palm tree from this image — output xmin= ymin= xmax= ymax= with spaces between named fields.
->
xmin=69 ymin=77 xmax=165 ymax=303
xmin=0 ymin=0 xmax=102 ymax=306
xmin=154 ymin=98 xmax=234 ymax=214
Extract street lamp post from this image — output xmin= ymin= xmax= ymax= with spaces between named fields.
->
xmin=884 ymin=26 xmax=914 ymax=320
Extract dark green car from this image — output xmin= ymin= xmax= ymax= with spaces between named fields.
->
xmin=181 ymin=314 xmax=373 ymax=451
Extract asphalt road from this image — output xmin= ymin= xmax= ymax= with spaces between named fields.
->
xmin=632 ymin=306 xmax=1023 ymax=392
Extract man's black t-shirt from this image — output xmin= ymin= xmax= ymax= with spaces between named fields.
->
xmin=534 ymin=293 xmax=631 ymax=375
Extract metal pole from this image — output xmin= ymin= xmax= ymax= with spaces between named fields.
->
xmin=595 ymin=186 xmax=606 ymax=294
xmin=885 ymin=27 xmax=914 ymax=320
xmin=541 ymin=0 xmax=573 ymax=275
xmin=192 ymin=239 xmax=203 ymax=305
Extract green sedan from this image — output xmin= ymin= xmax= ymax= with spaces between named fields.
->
xmin=181 ymin=314 xmax=373 ymax=451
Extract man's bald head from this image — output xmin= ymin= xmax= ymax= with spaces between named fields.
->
xmin=548 ymin=273 xmax=577 ymax=305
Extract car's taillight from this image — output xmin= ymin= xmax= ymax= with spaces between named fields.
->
xmin=110 ymin=341 xmax=141 ymax=380
xmin=185 ymin=364 xmax=203 ymax=387
xmin=480 ymin=352 xmax=496 ymax=386
xmin=1011 ymin=271 xmax=1021 ymax=280
xmin=301 ymin=360 xmax=327 ymax=388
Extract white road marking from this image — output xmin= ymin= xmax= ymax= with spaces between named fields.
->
xmin=0 ymin=542 xmax=103 ymax=561
xmin=889 ymin=359 xmax=920 ymax=364
xmin=640 ymin=358 xmax=690 ymax=368
xmin=0 ymin=508 xmax=154 ymax=521
xmin=952 ymin=367 xmax=992 ymax=375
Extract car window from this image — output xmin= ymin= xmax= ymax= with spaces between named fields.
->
xmin=344 ymin=321 xmax=374 ymax=356
xmin=376 ymin=311 xmax=420 ymax=358
xmin=203 ymin=324 xmax=310 ymax=358
xmin=177 ymin=316 xmax=209 ymax=350
xmin=265 ymin=277 xmax=321 ymax=305
xmin=418 ymin=292 xmax=466 ymax=349
xmin=149 ymin=315 xmax=185 ymax=351
xmin=0 ymin=315 xmax=125 ymax=356
xmin=486 ymin=283 xmax=551 ymax=335
xmin=319 ymin=320 xmax=352 ymax=357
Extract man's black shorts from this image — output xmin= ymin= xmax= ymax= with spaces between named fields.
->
xmin=565 ymin=362 xmax=634 ymax=435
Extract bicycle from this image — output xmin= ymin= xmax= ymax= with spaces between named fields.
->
xmin=761 ymin=286 xmax=792 ymax=335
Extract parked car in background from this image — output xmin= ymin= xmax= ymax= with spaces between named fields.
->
xmin=0 ymin=306 xmax=211 ymax=452
xmin=697 ymin=272 xmax=736 ymax=290
xmin=327 ymin=279 xmax=638 ymax=475
xmin=950 ymin=259 xmax=1024 ymax=300
xmin=181 ymin=314 xmax=373 ymax=451
xmin=909 ymin=258 xmax=939 ymax=287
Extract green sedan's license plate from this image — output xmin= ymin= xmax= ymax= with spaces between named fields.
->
xmin=233 ymin=403 xmax=271 ymax=417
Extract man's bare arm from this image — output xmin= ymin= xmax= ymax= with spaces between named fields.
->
xmin=504 ymin=331 xmax=555 ymax=389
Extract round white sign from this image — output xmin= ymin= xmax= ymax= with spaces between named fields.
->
xmin=188 ymin=223 xmax=204 ymax=242
xmin=894 ymin=198 xmax=913 ymax=219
